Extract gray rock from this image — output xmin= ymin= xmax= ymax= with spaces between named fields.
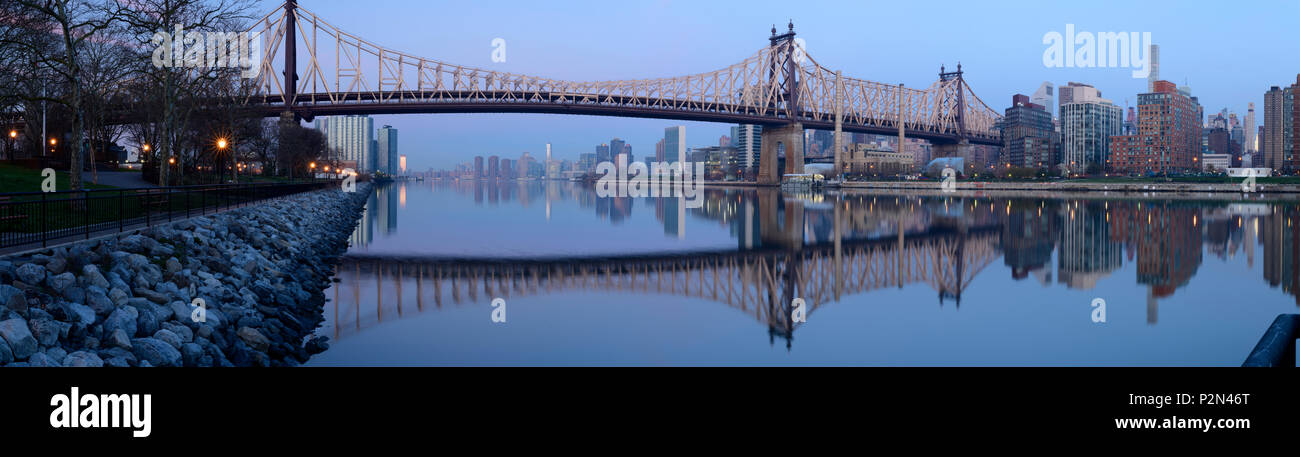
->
xmin=130 ymin=337 xmax=181 ymax=367
xmin=165 ymin=257 xmax=182 ymax=275
xmin=169 ymin=301 xmax=196 ymax=323
xmin=4 ymin=291 xmax=25 ymax=314
xmin=153 ymin=329 xmax=182 ymax=349
xmin=85 ymin=286 xmax=114 ymax=315
xmin=107 ymin=328 xmax=132 ymax=349
xmin=0 ymin=285 xmax=22 ymax=308
xmin=44 ymin=257 xmax=67 ymax=275
xmin=119 ymin=234 xmax=156 ymax=255
xmin=15 ymin=263 xmax=46 ymax=285
xmin=236 ymin=326 xmax=271 ymax=352
xmin=0 ymin=338 xmax=12 ymax=363
xmin=102 ymin=306 xmax=139 ymax=338
xmin=28 ymin=352 xmax=58 ymax=367
xmin=136 ymin=288 xmax=169 ymax=305
xmin=61 ymin=302 xmax=96 ymax=326
xmin=82 ymin=265 xmax=111 ymax=290
xmin=108 ymin=287 xmax=129 ymax=307
xmin=0 ymin=318 xmax=37 ymax=359
xmin=180 ymin=343 xmax=203 ymax=366
xmin=28 ymin=318 xmax=60 ymax=347
xmin=160 ymin=322 xmax=194 ymax=343
xmin=45 ymin=347 xmax=67 ymax=364
xmin=47 ymin=272 xmax=77 ymax=293
xmin=104 ymin=356 xmax=131 ymax=368
xmin=61 ymin=286 xmax=85 ymax=305
xmin=63 ymin=351 xmax=104 ymax=367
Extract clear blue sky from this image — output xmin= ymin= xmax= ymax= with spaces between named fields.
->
xmin=261 ymin=0 xmax=1300 ymax=170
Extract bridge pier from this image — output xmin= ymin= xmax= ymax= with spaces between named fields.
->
xmin=758 ymin=123 xmax=804 ymax=185
xmin=932 ymin=140 xmax=971 ymax=159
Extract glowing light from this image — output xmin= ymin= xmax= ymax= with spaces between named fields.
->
xmin=216 ymin=138 xmax=228 ymax=150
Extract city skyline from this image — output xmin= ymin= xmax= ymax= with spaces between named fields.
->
xmin=269 ymin=0 xmax=1300 ymax=171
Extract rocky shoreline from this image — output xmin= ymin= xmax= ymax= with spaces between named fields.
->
xmin=0 ymin=183 xmax=370 ymax=367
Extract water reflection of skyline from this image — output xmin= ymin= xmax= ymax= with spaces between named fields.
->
xmin=350 ymin=181 xmax=1300 ymax=309
xmin=314 ymin=182 xmax=1300 ymax=365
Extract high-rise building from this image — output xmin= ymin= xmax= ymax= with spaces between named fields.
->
xmin=376 ymin=125 xmax=398 ymax=175
xmin=399 ymin=155 xmax=407 ymax=175
xmin=1057 ymin=82 xmax=1103 ymax=112
xmin=1110 ymin=80 xmax=1203 ymax=174
xmin=474 ymin=156 xmax=484 ymax=179
xmin=596 ymin=143 xmax=610 ymax=164
xmin=1002 ymin=94 xmax=1054 ymax=169
xmin=1061 ymin=93 xmax=1123 ymax=172
xmin=1245 ymin=103 xmax=1257 ymax=153
xmin=734 ymin=124 xmax=762 ymax=170
xmin=655 ymin=139 xmax=665 ymax=162
xmin=1263 ymin=81 xmax=1297 ymax=171
xmin=664 ymin=126 xmax=686 ymax=165
xmin=1030 ymin=82 xmax=1055 ymax=118
xmin=487 ymin=155 xmax=499 ymax=179
xmin=319 ymin=115 xmax=374 ymax=172
xmin=1147 ymin=44 xmax=1160 ymax=93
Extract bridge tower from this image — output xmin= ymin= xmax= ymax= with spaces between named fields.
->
xmin=931 ymin=63 xmax=972 ymax=161
xmin=757 ymin=22 xmax=804 ymax=185
xmin=280 ymin=0 xmax=301 ymax=124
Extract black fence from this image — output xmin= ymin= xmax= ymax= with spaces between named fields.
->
xmin=0 ymin=180 xmax=339 ymax=252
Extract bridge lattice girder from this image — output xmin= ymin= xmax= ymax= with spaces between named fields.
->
xmin=243 ymin=3 xmax=1000 ymax=143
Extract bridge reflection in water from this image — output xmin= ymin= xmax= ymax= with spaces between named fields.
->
xmin=327 ymin=188 xmax=1005 ymax=348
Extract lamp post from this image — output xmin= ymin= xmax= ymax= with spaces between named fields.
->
xmin=216 ymin=137 xmax=230 ymax=183
xmin=5 ymin=130 xmax=15 ymax=159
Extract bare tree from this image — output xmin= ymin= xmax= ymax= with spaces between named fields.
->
xmin=0 ymin=0 xmax=124 ymax=190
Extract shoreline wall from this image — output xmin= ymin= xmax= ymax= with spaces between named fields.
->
xmin=0 ymin=183 xmax=371 ymax=367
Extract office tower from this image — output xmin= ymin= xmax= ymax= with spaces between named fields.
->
xmin=596 ymin=143 xmax=610 ymax=164
xmin=488 ymin=155 xmax=499 ymax=179
xmin=1061 ymin=92 xmax=1123 ymax=172
xmin=1264 ymin=85 xmax=1292 ymax=170
xmin=1110 ymin=81 xmax=1203 ymax=174
xmin=1124 ymin=106 xmax=1137 ymax=135
xmin=369 ymin=139 xmax=377 ymax=172
xmin=319 ymin=115 xmax=374 ymax=172
xmin=734 ymin=124 xmax=762 ymax=170
xmin=578 ymin=153 xmax=596 ymax=173
xmin=655 ymin=139 xmax=665 ymax=162
xmin=1003 ymin=94 xmax=1054 ymax=169
xmin=1245 ymin=103 xmax=1256 ymax=153
xmin=399 ymin=155 xmax=407 ymax=175
xmin=474 ymin=156 xmax=484 ymax=179
xmin=1147 ymin=44 xmax=1160 ymax=93
xmin=376 ymin=125 xmax=398 ymax=175
xmin=608 ymin=138 xmax=625 ymax=175
xmin=1057 ymin=82 xmax=1103 ymax=113
xmin=664 ymin=126 xmax=686 ymax=165
xmin=545 ymin=143 xmax=552 ymax=179
xmin=1030 ymin=82 xmax=1055 ymax=118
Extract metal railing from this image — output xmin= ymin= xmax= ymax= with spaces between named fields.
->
xmin=0 ymin=180 xmax=339 ymax=253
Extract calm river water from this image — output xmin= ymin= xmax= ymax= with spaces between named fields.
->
xmin=306 ymin=181 xmax=1300 ymax=366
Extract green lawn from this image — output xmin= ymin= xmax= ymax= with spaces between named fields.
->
xmin=0 ymin=163 xmax=116 ymax=194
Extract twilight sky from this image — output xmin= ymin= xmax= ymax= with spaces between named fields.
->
xmin=258 ymin=0 xmax=1300 ymax=171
